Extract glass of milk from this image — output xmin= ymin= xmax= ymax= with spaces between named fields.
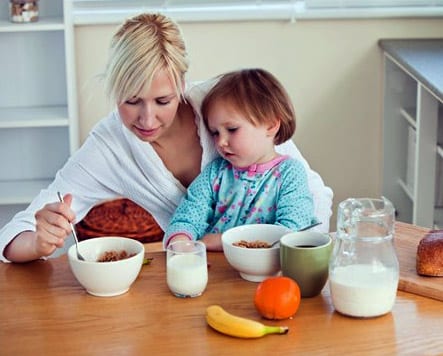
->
xmin=166 ymin=240 xmax=208 ymax=298
xmin=329 ymin=197 xmax=399 ymax=318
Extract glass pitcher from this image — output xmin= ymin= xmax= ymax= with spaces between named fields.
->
xmin=329 ymin=197 xmax=399 ymax=318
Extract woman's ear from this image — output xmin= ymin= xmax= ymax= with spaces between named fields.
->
xmin=266 ymin=120 xmax=281 ymax=137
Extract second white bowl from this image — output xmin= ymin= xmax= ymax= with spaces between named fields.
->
xmin=221 ymin=224 xmax=292 ymax=282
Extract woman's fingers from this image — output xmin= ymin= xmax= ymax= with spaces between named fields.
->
xmin=33 ymin=196 xmax=77 ymax=255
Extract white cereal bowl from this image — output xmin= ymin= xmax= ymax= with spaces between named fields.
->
xmin=68 ymin=237 xmax=144 ymax=297
xmin=221 ymin=224 xmax=292 ymax=282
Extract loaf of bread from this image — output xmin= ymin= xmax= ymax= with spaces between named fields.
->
xmin=416 ymin=230 xmax=443 ymax=276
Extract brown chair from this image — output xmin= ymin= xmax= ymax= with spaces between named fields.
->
xmin=75 ymin=198 xmax=164 ymax=244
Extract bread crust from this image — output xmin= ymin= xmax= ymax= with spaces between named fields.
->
xmin=416 ymin=231 xmax=443 ymax=277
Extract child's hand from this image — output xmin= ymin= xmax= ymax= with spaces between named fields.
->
xmin=168 ymin=234 xmax=191 ymax=245
xmin=201 ymin=233 xmax=223 ymax=252
xmin=167 ymin=234 xmax=192 ymax=250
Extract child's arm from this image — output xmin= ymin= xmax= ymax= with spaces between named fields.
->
xmin=276 ymin=160 xmax=319 ymax=230
xmin=277 ymin=140 xmax=332 ymax=232
xmin=163 ymin=161 xmax=218 ymax=249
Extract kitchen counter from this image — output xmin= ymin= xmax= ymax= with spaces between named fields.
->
xmin=379 ymin=38 xmax=443 ymax=101
xmin=380 ymin=38 xmax=443 ymax=228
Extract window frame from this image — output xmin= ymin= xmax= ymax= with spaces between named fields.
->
xmin=72 ymin=0 xmax=443 ymax=25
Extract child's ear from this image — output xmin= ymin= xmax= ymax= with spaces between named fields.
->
xmin=266 ymin=120 xmax=281 ymax=137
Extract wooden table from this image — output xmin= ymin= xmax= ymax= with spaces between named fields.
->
xmin=1 ymin=224 xmax=443 ymax=355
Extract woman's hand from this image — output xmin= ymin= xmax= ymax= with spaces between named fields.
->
xmin=33 ymin=193 xmax=76 ymax=256
xmin=4 ymin=194 xmax=76 ymax=262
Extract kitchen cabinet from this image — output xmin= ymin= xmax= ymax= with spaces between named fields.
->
xmin=380 ymin=39 xmax=443 ymax=229
xmin=0 ymin=0 xmax=78 ymax=227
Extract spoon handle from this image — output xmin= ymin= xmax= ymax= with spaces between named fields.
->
xmin=270 ymin=222 xmax=323 ymax=248
xmin=56 ymin=192 xmax=80 ymax=245
xmin=298 ymin=221 xmax=322 ymax=231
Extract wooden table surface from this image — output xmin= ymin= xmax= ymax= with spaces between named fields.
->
xmin=1 ymin=223 xmax=443 ymax=355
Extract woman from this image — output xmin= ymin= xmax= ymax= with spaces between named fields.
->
xmin=0 ymin=13 xmax=333 ymax=263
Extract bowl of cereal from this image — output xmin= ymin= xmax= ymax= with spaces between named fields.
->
xmin=221 ymin=224 xmax=292 ymax=282
xmin=67 ymin=236 xmax=144 ymax=297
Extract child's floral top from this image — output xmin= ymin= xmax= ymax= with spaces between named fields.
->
xmin=164 ymin=155 xmax=318 ymax=244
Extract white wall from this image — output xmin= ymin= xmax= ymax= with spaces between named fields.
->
xmin=74 ymin=17 xmax=443 ymax=229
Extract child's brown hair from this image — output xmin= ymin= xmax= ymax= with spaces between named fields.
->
xmin=201 ymin=68 xmax=295 ymax=145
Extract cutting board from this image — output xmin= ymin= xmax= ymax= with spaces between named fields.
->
xmin=395 ymin=222 xmax=443 ymax=302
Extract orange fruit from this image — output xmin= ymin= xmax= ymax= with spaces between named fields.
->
xmin=254 ymin=276 xmax=301 ymax=320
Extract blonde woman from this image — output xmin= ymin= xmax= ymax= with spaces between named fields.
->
xmin=0 ymin=13 xmax=332 ymax=263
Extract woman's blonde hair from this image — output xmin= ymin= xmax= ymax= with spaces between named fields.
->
xmin=201 ymin=68 xmax=296 ymax=145
xmin=104 ymin=13 xmax=189 ymax=104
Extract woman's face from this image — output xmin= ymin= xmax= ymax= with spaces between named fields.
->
xmin=206 ymin=99 xmax=278 ymax=168
xmin=118 ymin=69 xmax=181 ymax=143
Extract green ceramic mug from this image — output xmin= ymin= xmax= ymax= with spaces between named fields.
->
xmin=280 ymin=231 xmax=333 ymax=298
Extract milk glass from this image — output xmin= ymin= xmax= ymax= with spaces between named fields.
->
xmin=329 ymin=197 xmax=399 ymax=318
xmin=166 ymin=240 xmax=208 ymax=298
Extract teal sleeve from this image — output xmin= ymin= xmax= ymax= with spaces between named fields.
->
xmin=164 ymin=159 xmax=220 ymax=243
xmin=276 ymin=160 xmax=318 ymax=230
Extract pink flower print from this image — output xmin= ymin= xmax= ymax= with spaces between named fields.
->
xmin=273 ymin=170 xmax=282 ymax=179
xmin=213 ymin=183 xmax=220 ymax=192
xmin=246 ymin=188 xmax=256 ymax=197
xmin=218 ymin=205 xmax=227 ymax=214
xmin=221 ymin=216 xmax=230 ymax=223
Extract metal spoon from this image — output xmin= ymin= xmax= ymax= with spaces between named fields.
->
xmin=270 ymin=222 xmax=323 ymax=248
xmin=57 ymin=192 xmax=85 ymax=261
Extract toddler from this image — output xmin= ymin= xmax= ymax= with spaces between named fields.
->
xmin=164 ymin=68 xmax=318 ymax=251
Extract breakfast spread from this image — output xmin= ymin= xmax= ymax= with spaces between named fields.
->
xmin=416 ymin=230 xmax=443 ymax=276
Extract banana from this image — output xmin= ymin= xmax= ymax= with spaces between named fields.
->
xmin=206 ymin=305 xmax=289 ymax=338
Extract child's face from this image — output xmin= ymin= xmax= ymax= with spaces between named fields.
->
xmin=206 ymin=100 xmax=278 ymax=167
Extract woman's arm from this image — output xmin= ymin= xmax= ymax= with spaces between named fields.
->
xmin=3 ymin=195 xmax=75 ymax=262
xmin=276 ymin=140 xmax=333 ymax=232
xmin=0 ymin=116 xmax=124 ymax=262
xmin=0 ymin=158 xmax=114 ymax=263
